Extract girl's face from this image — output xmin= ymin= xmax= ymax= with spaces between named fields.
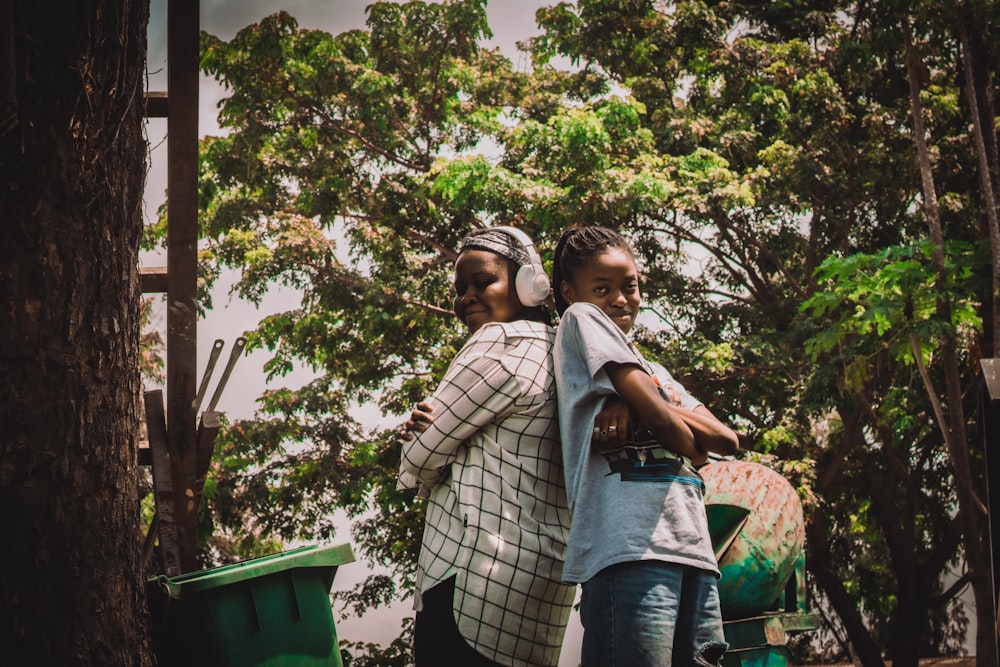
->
xmin=560 ymin=247 xmax=641 ymax=334
xmin=453 ymin=249 xmax=524 ymax=333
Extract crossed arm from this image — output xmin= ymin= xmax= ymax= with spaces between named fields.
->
xmin=595 ymin=363 xmax=739 ymax=465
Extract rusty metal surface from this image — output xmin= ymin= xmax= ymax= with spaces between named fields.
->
xmin=144 ymin=390 xmax=181 ymax=577
xmin=703 ymin=460 xmax=805 ymax=620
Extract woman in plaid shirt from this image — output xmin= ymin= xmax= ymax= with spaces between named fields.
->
xmin=398 ymin=227 xmax=575 ymax=667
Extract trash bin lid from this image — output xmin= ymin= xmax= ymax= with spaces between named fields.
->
xmin=155 ymin=543 xmax=355 ymax=599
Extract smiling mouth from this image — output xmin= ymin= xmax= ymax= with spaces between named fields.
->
xmin=462 ymin=308 xmax=487 ymax=324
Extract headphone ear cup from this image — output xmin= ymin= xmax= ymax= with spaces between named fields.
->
xmin=515 ymin=263 xmax=551 ymax=307
xmin=492 ymin=225 xmax=551 ymax=307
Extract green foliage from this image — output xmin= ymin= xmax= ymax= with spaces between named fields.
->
xmin=802 ymin=240 xmax=985 ymax=390
xmin=144 ymin=0 xmax=997 ymax=660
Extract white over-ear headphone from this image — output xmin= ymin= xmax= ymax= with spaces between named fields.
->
xmin=494 ymin=226 xmax=551 ymax=307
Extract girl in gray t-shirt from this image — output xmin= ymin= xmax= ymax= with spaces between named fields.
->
xmin=551 ymin=225 xmax=739 ymax=667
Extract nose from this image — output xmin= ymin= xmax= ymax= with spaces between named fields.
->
xmin=456 ymin=288 xmax=478 ymax=307
xmin=610 ymin=290 xmax=627 ymax=306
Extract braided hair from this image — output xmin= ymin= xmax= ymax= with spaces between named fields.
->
xmin=552 ymin=225 xmax=636 ymax=315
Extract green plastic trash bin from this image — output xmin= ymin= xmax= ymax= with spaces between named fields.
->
xmin=148 ymin=543 xmax=355 ymax=667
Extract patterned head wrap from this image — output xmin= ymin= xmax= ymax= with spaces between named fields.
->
xmin=458 ymin=229 xmax=530 ymax=267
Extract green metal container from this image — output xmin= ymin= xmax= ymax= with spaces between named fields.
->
xmin=703 ymin=461 xmax=819 ymax=664
xmin=722 ymin=645 xmax=796 ymax=667
xmin=703 ymin=460 xmax=805 ymax=619
xmin=148 ymin=543 xmax=355 ymax=667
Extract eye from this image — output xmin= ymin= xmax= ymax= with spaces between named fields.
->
xmin=623 ymin=281 xmax=639 ymax=293
xmin=593 ymin=285 xmax=609 ymax=295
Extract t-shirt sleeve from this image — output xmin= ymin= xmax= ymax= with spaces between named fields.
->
xmin=647 ymin=359 xmax=702 ymax=411
xmin=398 ymin=326 xmax=522 ymax=489
xmin=562 ymin=303 xmax=644 ymax=389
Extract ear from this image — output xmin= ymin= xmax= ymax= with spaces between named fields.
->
xmin=560 ymin=280 xmax=574 ymax=305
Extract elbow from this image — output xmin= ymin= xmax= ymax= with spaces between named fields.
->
xmin=400 ymin=451 xmax=448 ymax=488
xmin=721 ymin=435 xmax=740 ymax=456
xmin=400 ymin=459 xmax=440 ymax=487
xmin=647 ymin=414 xmax=696 ymax=451
xmin=710 ymin=428 xmax=740 ymax=457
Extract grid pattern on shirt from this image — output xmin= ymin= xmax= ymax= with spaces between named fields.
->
xmin=399 ymin=320 xmax=575 ymax=667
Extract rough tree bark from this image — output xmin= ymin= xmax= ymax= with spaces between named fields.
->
xmin=0 ymin=1 xmax=154 ymax=664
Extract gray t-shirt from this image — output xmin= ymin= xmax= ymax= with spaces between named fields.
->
xmin=553 ymin=302 xmax=719 ymax=583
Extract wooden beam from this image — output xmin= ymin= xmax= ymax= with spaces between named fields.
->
xmin=140 ymin=266 xmax=168 ymax=294
xmin=144 ymin=390 xmax=181 ymax=577
xmin=144 ymin=91 xmax=168 ymax=118
xmin=166 ymin=0 xmax=201 ymax=573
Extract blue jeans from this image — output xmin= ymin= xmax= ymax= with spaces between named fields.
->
xmin=579 ymin=561 xmax=728 ymax=667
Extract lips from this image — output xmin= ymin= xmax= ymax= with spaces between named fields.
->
xmin=606 ymin=310 xmax=633 ymax=332
xmin=462 ymin=308 xmax=488 ymax=328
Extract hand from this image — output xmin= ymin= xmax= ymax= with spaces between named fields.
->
xmin=399 ymin=401 xmax=435 ymax=442
xmin=591 ymin=396 xmax=631 ymax=449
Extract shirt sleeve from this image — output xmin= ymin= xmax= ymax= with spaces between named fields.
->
xmin=648 ymin=360 xmax=703 ymax=411
xmin=398 ymin=326 xmax=523 ymax=489
xmin=564 ymin=303 xmax=645 ymax=386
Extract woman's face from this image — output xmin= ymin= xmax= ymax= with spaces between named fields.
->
xmin=453 ymin=249 xmax=524 ymax=333
xmin=560 ymin=247 xmax=641 ymax=334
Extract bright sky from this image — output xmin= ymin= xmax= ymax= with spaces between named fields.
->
xmin=142 ymin=2 xmax=585 ymax=662
xmin=143 ymin=0 xmax=549 ymax=418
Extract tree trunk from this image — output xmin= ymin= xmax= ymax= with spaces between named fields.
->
xmin=903 ymin=22 xmax=997 ymax=667
xmin=959 ymin=22 xmax=1000 ymax=359
xmin=806 ymin=514 xmax=886 ymax=666
xmin=961 ymin=1 xmax=1000 ymax=359
xmin=0 ymin=2 xmax=154 ymax=665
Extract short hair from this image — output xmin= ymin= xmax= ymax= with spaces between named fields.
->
xmin=457 ymin=228 xmax=531 ymax=267
xmin=552 ymin=225 xmax=635 ymax=315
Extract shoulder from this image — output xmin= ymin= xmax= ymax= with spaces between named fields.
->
xmin=459 ymin=321 xmax=554 ymax=390
xmin=458 ymin=320 xmax=553 ymax=361
xmin=496 ymin=318 xmax=555 ymax=342
xmin=561 ymin=301 xmax=604 ymax=324
xmin=561 ymin=302 xmax=622 ymax=335
xmin=558 ymin=302 xmax=627 ymax=346
xmin=471 ymin=319 xmax=553 ymax=345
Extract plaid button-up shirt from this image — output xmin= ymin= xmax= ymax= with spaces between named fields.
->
xmin=399 ymin=320 xmax=575 ymax=667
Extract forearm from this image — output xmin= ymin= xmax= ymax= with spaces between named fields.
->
xmin=400 ymin=351 xmax=520 ymax=486
xmin=606 ymin=362 xmax=704 ymax=461
xmin=398 ymin=399 xmax=459 ymax=488
xmin=647 ymin=407 xmax=704 ymax=461
xmin=679 ymin=405 xmax=739 ymax=456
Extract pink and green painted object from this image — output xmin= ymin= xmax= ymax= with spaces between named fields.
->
xmin=703 ymin=460 xmax=819 ymax=665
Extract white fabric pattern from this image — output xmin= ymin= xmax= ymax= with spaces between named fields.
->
xmin=399 ymin=320 xmax=575 ymax=667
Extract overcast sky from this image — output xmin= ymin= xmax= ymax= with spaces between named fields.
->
xmin=142 ymin=2 xmax=585 ymax=661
